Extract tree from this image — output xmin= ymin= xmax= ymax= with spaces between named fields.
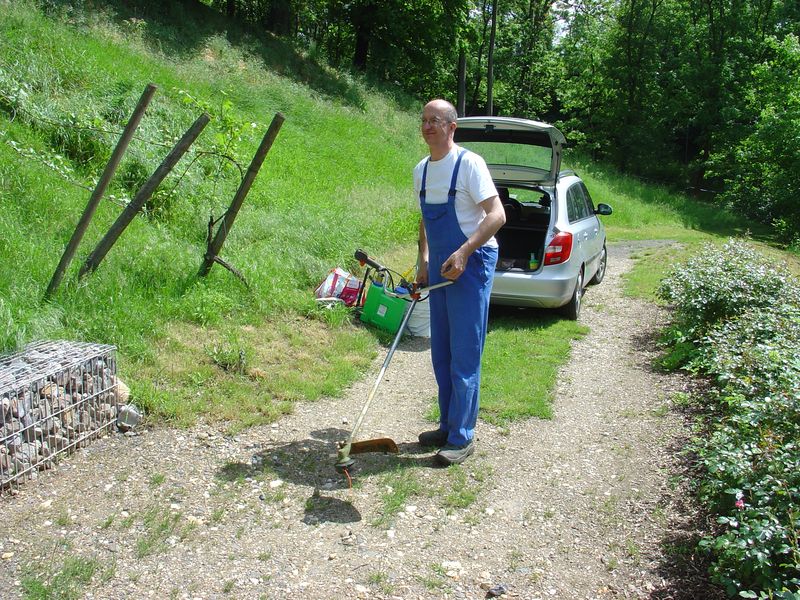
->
xmin=711 ymin=34 xmax=800 ymax=242
xmin=204 ymin=0 xmax=800 ymax=239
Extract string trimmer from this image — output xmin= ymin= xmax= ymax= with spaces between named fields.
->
xmin=334 ymin=249 xmax=452 ymax=474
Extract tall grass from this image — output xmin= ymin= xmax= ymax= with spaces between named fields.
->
xmin=0 ymin=0 xmax=424 ymax=422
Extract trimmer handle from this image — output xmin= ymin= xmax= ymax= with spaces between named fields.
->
xmin=390 ymin=280 xmax=454 ymax=300
xmin=355 ymin=249 xmax=385 ymax=271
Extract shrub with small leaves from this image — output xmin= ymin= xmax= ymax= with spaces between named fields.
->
xmin=658 ymin=238 xmax=800 ymax=597
xmin=659 ymin=239 xmax=792 ymax=340
xmin=697 ymin=304 xmax=800 ymax=398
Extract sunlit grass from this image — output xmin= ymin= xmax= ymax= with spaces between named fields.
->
xmin=372 ymin=466 xmax=422 ymax=528
xmin=0 ymin=0 xmax=416 ymax=427
xmin=481 ymin=312 xmax=588 ymax=422
xmin=22 ymin=552 xmax=112 ymax=600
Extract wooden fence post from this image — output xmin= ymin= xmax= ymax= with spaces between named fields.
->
xmin=44 ymin=83 xmax=157 ymax=300
xmin=198 ymin=112 xmax=285 ymax=277
xmin=79 ymin=112 xmax=211 ymax=279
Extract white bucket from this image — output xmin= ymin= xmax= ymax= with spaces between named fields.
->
xmin=405 ymin=299 xmax=431 ymax=337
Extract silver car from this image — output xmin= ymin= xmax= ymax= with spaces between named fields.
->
xmin=454 ymin=117 xmax=612 ymax=319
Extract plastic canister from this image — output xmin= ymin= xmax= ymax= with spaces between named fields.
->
xmin=360 ymin=282 xmax=410 ymax=334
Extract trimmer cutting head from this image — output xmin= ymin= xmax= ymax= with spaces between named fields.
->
xmin=335 ymin=438 xmax=399 ymax=473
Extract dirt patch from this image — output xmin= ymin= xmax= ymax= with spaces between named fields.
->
xmin=0 ymin=241 xmax=723 ymax=599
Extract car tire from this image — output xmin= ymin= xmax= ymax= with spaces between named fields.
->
xmin=589 ymin=245 xmax=607 ymax=285
xmin=562 ymin=269 xmax=583 ymax=320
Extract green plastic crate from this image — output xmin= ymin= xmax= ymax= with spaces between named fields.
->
xmin=360 ymin=283 xmax=410 ymax=334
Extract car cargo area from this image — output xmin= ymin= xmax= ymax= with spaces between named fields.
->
xmin=495 ymin=186 xmax=551 ymax=272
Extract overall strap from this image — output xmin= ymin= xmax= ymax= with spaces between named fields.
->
xmin=419 ymin=149 xmax=468 ymax=205
xmin=419 ymin=158 xmax=431 ymax=203
xmin=448 ymin=149 xmax=468 ymax=204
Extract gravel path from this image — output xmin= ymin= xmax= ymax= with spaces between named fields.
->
xmin=0 ymin=241 xmax=721 ymax=599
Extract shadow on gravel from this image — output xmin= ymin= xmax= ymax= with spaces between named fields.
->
xmin=370 ymin=331 xmax=432 ymax=353
xmin=648 ymin=476 xmax=727 ymax=600
xmin=303 ymin=494 xmax=362 ymax=524
xmin=649 ymin=439 xmax=721 ymax=599
xmin=606 ymin=284 xmax=725 ymax=599
xmin=650 ymin=534 xmax=727 ymax=599
xmin=215 ymin=428 xmax=444 ymax=524
xmin=642 ymin=388 xmax=728 ymax=599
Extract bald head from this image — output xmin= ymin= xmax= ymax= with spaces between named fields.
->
xmin=424 ymin=99 xmax=458 ymax=124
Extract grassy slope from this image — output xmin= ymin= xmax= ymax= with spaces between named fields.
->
xmin=1 ymin=0 xmax=786 ymax=431
xmin=0 ymin=0 xmax=424 ymax=425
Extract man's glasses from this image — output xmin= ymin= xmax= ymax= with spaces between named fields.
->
xmin=421 ymin=117 xmax=448 ymax=127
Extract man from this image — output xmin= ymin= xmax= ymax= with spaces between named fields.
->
xmin=414 ymin=99 xmax=506 ymax=465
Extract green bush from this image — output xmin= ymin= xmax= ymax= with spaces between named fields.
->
xmin=659 ymin=238 xmax=800 ymax=597
xmin=659 ymin=239 xmax=793 ymax=341
xmin=709 ymin=36 xmax=800 ymax=246
xmin=697 ymin=389 xmax=800 ymax=596
xmin=699 ymin=305 xmax=800 ymax=398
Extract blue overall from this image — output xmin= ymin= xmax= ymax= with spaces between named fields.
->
xmin=420 ymin=149 xmax=498 ymax=447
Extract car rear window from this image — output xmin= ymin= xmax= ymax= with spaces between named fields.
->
xmin=458 ymin=141 xmax=553 ymax=174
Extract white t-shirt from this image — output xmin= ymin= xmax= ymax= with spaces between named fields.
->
xmin=413 ymin=145 xmax=499 ymax=247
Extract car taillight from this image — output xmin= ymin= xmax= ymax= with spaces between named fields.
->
xmin=544 ymin=231 xmax=573 ymax=265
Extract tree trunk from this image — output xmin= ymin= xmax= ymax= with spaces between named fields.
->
xmin=487 ymin=0 xmax=498 ymax=115
xmin=351 ymin=2 xmax=376 ymax=71
xmin=352 ymin=27 xmax=370 ymax=70
xmin=469 ymin=0 xmax=491 ymax=113
xmin=264 ymin=0 xmax=293 ymax=35
xmin=457 ymin=48 xmax=466 ymax=117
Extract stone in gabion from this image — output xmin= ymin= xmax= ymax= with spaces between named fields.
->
xmin=1 ymin=341 xmax=119 ymax=494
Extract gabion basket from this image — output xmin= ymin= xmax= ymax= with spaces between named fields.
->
xmin=1 ymin=340 xmax=119 ymax=496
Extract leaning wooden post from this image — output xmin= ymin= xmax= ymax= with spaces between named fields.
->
xmin=79 ymin=112 xmax=211 ymax=279
xmin=44 ymin=83 xmax=157 ymax=300
xmin=198 ymin=112 xmax=285 ymax=277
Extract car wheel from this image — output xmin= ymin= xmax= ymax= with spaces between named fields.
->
xmin=589 ymin=245 xmax=607 ymax=285
xmin=562 ymin=269 xmax=583 ymax=320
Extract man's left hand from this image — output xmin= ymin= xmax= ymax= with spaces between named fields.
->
xmin=441 ymin=250 xmax=467 ymax=280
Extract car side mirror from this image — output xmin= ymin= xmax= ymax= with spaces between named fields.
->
xmin=595 ymin=203 xmax=612 ymax=216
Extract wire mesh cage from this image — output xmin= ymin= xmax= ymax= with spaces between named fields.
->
xmin=0 ymin=340 xmax=119 ymax=496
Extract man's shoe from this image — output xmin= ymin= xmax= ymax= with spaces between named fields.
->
xmin=436 ymin=441 xmax=474 ymax=466
xmin=418 ymin=429 xmax=448 ymax=448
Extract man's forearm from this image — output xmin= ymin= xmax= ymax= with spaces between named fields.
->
xmin=458 ymin=195 xmax=506 ymax=256
xmin=459 ymin=211 xmax=504 ymax=256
